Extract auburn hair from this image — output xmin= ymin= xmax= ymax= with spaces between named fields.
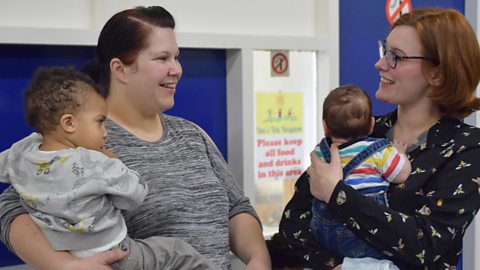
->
xmin=393 ymin=8 xmax=480 ymax=118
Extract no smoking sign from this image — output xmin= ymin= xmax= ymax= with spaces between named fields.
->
xmin=271 ymin=50 xmax=289 ymax=77
xmin=386 ymin=0 xmax=412 ymax=25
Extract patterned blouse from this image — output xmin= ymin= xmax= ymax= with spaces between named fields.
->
xmin=267 ymin=111 xmax=480 ymax=270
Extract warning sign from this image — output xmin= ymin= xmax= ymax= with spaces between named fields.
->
xmin=255 ymin=91 xmax=303 ymax=182
xmin=271 ymin=51 xmax=289 ymax=77
xmin=386 ymin=0 xmax=412 ymax=25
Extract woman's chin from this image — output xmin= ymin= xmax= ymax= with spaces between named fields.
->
xmin=375 ymin=90 xmax=386 ymax=101
xmin=375 ymin=91 xmax=394 ymax=104
xmin=161 ymin=101 xmax=175 ymax=112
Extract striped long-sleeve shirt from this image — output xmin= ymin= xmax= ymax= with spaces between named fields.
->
xmin=315 ymin=137 xmax=406 ymax=196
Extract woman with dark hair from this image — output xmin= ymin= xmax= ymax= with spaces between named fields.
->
xmin=268 ymin=7 xmax=480 ymax=270
xmin=0 ymin=6 xmax=270 ymax=270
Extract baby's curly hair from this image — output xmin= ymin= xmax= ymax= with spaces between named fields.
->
xmin=24 ymin=66 xmax=101 ymax=132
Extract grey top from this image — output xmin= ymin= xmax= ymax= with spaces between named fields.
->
xmin=0 ymin=114 xmax=259 ymax=269
xmin=0 ymin=132 xmax=146 ymax=252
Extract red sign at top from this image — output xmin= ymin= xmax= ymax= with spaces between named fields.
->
xmin=386 ymin=0 xmax=413 ymax=25
xmin=271 ymin=52 xmax=289 ymax=75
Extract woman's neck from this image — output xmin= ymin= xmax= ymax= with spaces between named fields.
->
xmin=107 ymin=95 xmax=164 ymax=142
xmin=394 ymin=104 xmax=442 ymax=145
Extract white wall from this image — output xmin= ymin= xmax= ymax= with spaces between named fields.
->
xmin=0 ymin=0 xmax=328 ymax=49
xmin=0 ymin=0 xmax=319 ymax=35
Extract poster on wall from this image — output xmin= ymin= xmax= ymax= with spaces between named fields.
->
xmin=255 ymin=91 xmax=304 ymax=183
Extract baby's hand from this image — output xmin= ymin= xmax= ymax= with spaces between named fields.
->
xmin=99 ymin=148 xmax=117 ymax=159
xmin=392 ymin=140 xmax=408 ymax=154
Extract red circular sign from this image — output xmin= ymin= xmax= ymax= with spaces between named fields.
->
xmin=385 ymin=0 xmax=412 ymax=25
xmin=271 ymin=52 xmax=289 ymax=75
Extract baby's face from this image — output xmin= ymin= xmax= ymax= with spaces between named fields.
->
xmin=70 ymin=90 xmax=108 ymax=152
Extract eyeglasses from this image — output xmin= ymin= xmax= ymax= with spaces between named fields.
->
xmin=378 ymin=40 xmax=433 ymax=69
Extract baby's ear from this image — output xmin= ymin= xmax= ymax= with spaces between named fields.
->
xmin=59 ymin=114 xmax=76 ymax=133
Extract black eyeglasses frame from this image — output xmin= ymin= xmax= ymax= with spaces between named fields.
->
xmin=378 ymin=40 xmax=434 ymax=69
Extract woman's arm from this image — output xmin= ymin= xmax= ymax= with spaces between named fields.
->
xmin=9 ymin=214 xmax=127 ymax=270
xmin=196 ymin=125 xmax=271 ymax=268
xmin=195 ymin=123 xmax=261 ymax=222
xmin=11 ymin=214 xmax=96 ymax=269
xmin=0 ymin=186 xmax=127 ymax=270
xmin=0 ymin=186 xmax=27 ymax=249
xmin=229 ymin=213 xmax=271 ymax=269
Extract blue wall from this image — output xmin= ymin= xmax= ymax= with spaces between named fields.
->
xmin=0 ymin=45 xmax=227 ymax=266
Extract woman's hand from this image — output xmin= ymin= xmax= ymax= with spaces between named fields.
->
xmin=61 ymin=249 xmax=127 ymax=270
xmin=307 ymin=143 xmax=343 ymax=202
xmin=392 ymin=140 xmax=408 ymax=155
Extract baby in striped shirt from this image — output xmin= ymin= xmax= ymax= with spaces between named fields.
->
xmin=310 ymin=84 xmax=411 ymax=265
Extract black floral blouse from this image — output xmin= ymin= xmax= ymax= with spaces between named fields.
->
xmin=267 ymin=111 xmax=480 ymax=270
